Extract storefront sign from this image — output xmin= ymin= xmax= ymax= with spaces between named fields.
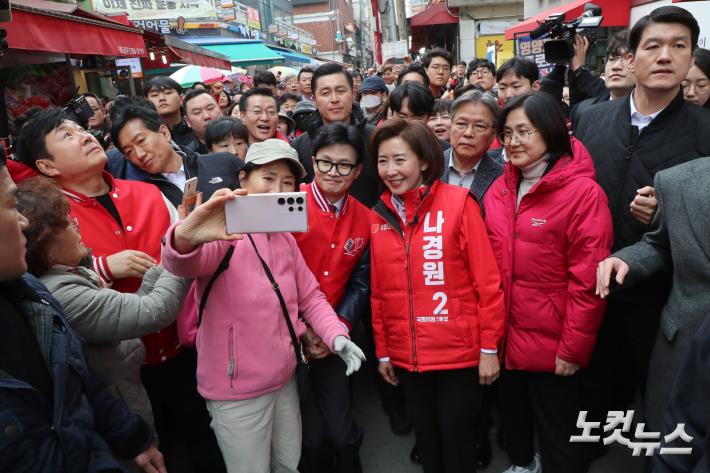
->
xmin=474 ymin=34 xmax=514 ymax=68
xmin=515 ymin=35 xmax=554 ymax=77
xmin=98 ymin=0 xmax=217 ymax=21
xmin=246 ymin=7 xmax=260 ymax=30
xmin=131 ymin=18 xmax=172 ymax=33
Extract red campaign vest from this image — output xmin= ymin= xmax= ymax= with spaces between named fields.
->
xmin=293 ymin=182 xmax=371 ymax=328
xmin=369 ymin=181 xmax=505 ymax=373
xmin=62 ymin=173 xmax=179 ymax=365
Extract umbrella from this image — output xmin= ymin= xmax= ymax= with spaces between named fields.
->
xmin=269 ymin=66 xmax=299 ymax=77
xmin=169 ymin=65 xmax=225 ymax=87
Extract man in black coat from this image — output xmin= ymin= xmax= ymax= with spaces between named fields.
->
xmin=291 ymin=63 xmax=380 ymax=209
xmin=575 ymin=5 xmax=710 ymax=433
xmin=109 ymin=100 xmax=242 ymax=208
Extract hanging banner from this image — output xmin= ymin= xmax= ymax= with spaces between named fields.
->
xmin=97 ymin=0 xmax=218 ymax=21
xmin=515 ymin=35 xmax=554 ymax=77
xmin=246 ymin=7 xmax=261 ymax=30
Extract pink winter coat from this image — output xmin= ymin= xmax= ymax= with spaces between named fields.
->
xmin=162 ymin=223 xmax=349 ymax=401
xmin=483 ymin=140 xmax=613 ymax=372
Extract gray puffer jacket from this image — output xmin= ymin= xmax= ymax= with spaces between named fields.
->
xmin=40 ymin=265 xmax=188 ymax=428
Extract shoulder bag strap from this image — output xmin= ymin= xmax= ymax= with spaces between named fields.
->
xmin=197 ymin=245 xmax=235 ymax=327
xmin=247 ymin=234 xmax=307 ymax=365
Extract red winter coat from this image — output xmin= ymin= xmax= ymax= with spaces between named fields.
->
xmin=370 ymin=181 xmax=505 ymax=373
xmin=483 ymin=141 xmax=613 ymax=372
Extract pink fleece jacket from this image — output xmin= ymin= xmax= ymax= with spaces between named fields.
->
xmin=161 ymin=223 xmax=348 ymax=401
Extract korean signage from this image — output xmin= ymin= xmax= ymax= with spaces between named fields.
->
xmin=515 ymin=35 xmax=554 ymax=77
xmin=98 ymin=0 xmax=218 ymax=21
xmin=246 ymin=7 xmax=260 ymax=30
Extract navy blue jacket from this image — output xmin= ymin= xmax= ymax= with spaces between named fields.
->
xmin=0 ymin=275 xmax=153 ymax=473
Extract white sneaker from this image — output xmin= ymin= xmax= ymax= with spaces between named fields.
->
xmin=501 ymin=453 xmax=542 ymax=473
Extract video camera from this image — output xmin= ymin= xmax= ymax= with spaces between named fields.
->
xmin=61 ymin=95 xmax=108 ymax=149
xmin=529 ymin=2 xmax=603 ymax=65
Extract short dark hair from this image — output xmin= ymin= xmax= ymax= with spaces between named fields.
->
xmin=183 ymin=88 xmax=215 ymax=112
xmin=312 ymin=123 xmax=365 ymax=164
xmin=193 ymin=81 xmax=209 ymax=90
xmin=421 ymin=48 xmax=453 ymax=68
xmin=453 ymin=83 xmax=484 ymax=99
xmin=144 ymin=76 xmax=183 ymax=96
xmin=370 ymin=118 xmax=444 ymax=186
xmin=499 ymin=93 xmax=572 ymax=161
xmin=351 ymin=71 xmax=363 ymax=81
xmin=693 ymin=48 xmax=710 ymax=84
xmin=15 ymin=108 xmax=67 ymax=170
xmin=467 ymin=58 xmax=497 ymax=80
xmin=312 ymin=63 xmax=353 ymax=93
xmin=496 ymin=57 xmax=540 ymax=85
xmin=110 ymin=101 xmax=165 ymax=149
xmin=629 ymin=6 xmax=700 ymax=53
xmin=298 ymin=67 xmax=314 ymax=80
xmin=396 ymin=63 xmax=430 ymax=88
xmin=606 ymin=31 xmax=630 ymax=58
xmin=205 ymin=117 xmax=249 ymax=149
xmin=389 ymin=81 xmax=435 ymax=118
xmin=81 ymin=92 xmax=102 ymax=107
xmin=239 ymin=87 xmax=278 ymax=112
xmin=254 ymin=71 xmax=278 ymax=88
xmin=458 ymin=61 xmax=467 ymax=67
xmin=279 ymin=93 xmax=300 ymax=106
xmin=16 ymin=177 xmax=72 ymax=276
xmin=432 ymin=98 xmax=452 ymax=117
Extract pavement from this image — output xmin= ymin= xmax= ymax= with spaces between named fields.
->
xmin=348 ymin=350 xmax=647 ymax=473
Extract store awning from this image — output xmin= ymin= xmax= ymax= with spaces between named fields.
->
xmin=270 ymin=47 xmax=313 ymax=64
xmin=201 ymin=42 xmax=285 ymax=66
xmin=165 ymin=37 xmax=232 ymax=69
xmin=1 ymin=0 xmax=147 ymax=57
xmin=410 ymin=3 xmax=459 ymax=28
xmin=505 ymin=0 xmax=631 ymax=40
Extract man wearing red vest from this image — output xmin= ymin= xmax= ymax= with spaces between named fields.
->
xmin=14 ymin=109 xmax=218 ymax=472
xmin=293 ymin=124 xmax=371 ymax=473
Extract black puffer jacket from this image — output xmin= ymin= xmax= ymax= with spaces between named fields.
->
xmin=291 ymin=106 xmax=380 ymax=208
xmin=575 ymin=89 xmax=710 ymax=300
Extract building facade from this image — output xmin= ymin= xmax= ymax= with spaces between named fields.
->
xmin=293 ymin=0 xmax=358 ymax=64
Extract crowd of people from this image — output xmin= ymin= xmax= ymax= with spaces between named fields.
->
xmin=2 ymin=4 xmax=710 ymax=473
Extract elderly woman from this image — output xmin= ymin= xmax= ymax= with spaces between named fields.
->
xmin=370 ymin=119 xmax=505 ymax=473
xmin=282 ymin=73 xmax=300 ymax=95
xmin=442 ymin=91 xmax=504 ymax=203
xmin=161 ymin=139 xmax=365 ymax=473
xmin=16 ymin=177 xmax=189 ymax=428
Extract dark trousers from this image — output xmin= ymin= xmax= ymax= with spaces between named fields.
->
xmin=582 ymin=297 xmax=663 ymax=422
xmin=499 ymin=369 xmax=589 ymax=473
xmin=397 ymin=367 xmax=481 ymax=473
xmin=300 ymin=354 xmax=363 ymax=473
xmin=141 ymin=347 xmax=226 ymax=473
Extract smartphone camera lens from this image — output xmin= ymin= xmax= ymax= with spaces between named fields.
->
xmin=287 ymin=197 xmax=295 ymax=204
xmin=289 ymin=207 xmax=294 ymax=212
xmin=278 ymin=198 xmax=286 ymax=205
xmin=296 ymin=197 xmax=304 ymax=204
xmin=298 ymin=206 xmax=303 ymax=212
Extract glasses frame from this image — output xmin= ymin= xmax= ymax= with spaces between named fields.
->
xmin=452 ymin=121 xmax=493 ymax=134
xmin=470 ymin=68 xmax=493 ymax=77
xmin=498 ymin=130 xmax=539 ymax=146
xmin=314 ymin=159 xmax=358 ymax=176
xmin=247 ymin=108 xmax=278 ymax=118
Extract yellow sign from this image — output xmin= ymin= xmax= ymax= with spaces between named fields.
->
xmin=475 ymin=34 xmax=515 ymax=67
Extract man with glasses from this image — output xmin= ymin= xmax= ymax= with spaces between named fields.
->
xmin=81 ymin=93 xmax=111 ymax=147
xmin=466 ymin=59 xmax=497 ymax=93
xmin=239 ymin=87 xmax=288 ymax=144
xmin=293 ymin=123 xmax=371 ymax=473
xmin=422 ymin=48 xmax=454 ymax=97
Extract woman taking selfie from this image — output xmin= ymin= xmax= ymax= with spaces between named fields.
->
xmin=160 ymin=138 xmax=365 ymax=473
xmin=369 ymin=119 xmax=505 ymax=473
xmin=483 ymin=93 xmax=613 ymax=473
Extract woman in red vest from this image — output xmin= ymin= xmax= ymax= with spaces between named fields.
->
xmin=369 ymin=119 xmax=505 ymax=473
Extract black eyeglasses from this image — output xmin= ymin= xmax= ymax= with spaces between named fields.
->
xmin=315 ymin=159 xmax=357 ymax=176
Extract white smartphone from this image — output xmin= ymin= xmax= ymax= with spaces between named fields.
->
xmin=225 ymin=192 xmax=308 ymax=234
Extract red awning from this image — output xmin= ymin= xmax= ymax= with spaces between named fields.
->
xmin=1 ymin=4 xmax=147 ymax=57
xmin=410 ymin=3 xmax=459 ymax=28
xmin=166 ymin=37 xmax=232 ymax=69
xmin=505 ymin=0 xmax=630 ymax=40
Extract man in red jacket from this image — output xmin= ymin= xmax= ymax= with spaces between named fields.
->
xmin=14 ymin=109 xmax=222 ymax=473
xmin=293 ymin=124 xmax=371 ymax=473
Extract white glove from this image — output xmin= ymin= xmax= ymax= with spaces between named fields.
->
xmin=333 ymin=336 xmax=366 ymax=376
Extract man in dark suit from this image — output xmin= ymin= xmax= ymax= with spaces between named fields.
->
xmin=597 ymin=156 xmax=710 ymax=432
xmin=442 ymin=90 xmax=504 ymax=204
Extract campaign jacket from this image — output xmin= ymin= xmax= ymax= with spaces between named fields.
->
xmin=161 ymin=225 xmax=349 ymax=401
xmin=0 ymin=275 xmax=153 ymax=473
xmin=483 ymin=140 xmax=613 ymax=372
xmin=293 ymin=182 xmax=371 ymax=331
xmin=370 ymin=180 xmax=505 ymax=372
xmin=61 ymin=172 xmax=179 ymax=366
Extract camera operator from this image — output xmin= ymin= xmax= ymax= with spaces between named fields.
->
xmin=81 ymin=93 xmax=112 ymax=148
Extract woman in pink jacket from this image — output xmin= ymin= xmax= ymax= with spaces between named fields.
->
xmin=483 ymin=93 xmax=613 ymax=473
xmin=161 ymin=139 xmax=365 ymax=473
